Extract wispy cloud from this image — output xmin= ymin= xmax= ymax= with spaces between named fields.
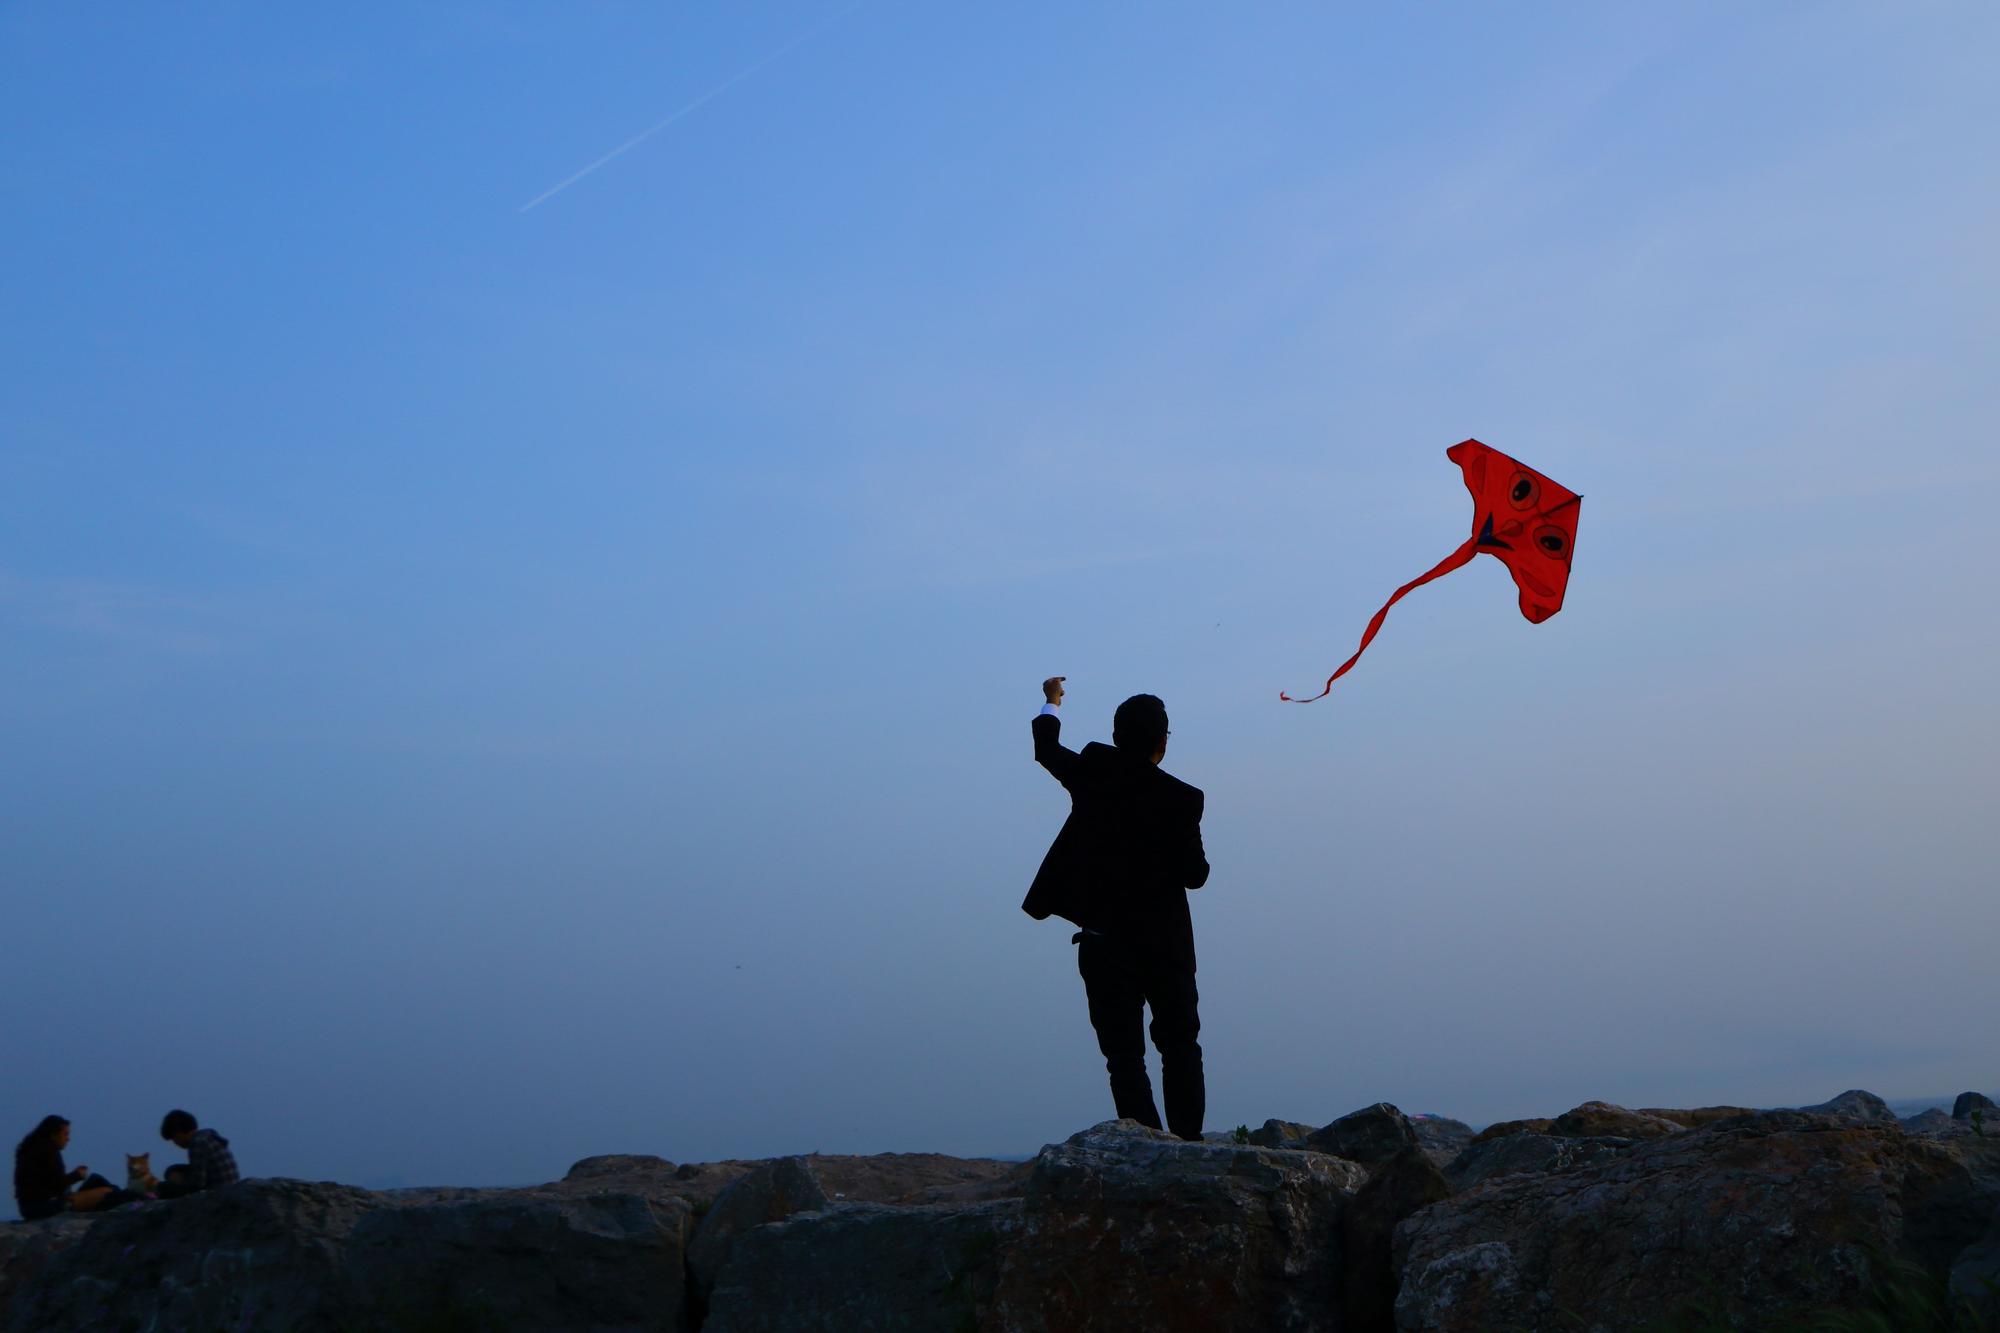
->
xmin=517 ymin=3 xmax=862 ymax=213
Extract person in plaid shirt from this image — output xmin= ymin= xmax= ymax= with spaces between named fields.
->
xmin=158 ymin=1110 xmax=239 ymax=1195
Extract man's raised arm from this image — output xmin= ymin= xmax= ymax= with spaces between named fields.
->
xmin=1032 ymin=675 xmax=1082 ymax=788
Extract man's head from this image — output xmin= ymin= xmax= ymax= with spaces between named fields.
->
xmin=160 ymin=1110 xmax=198 ymax=1147
xmin=1112 ymin=693 xmax=1169 ymax=764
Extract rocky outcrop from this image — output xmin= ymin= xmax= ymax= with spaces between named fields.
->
xmin=1956 ymin=1091 xmax=1998 ymax=1121
xmin=1641 ymin=1104 xmax=1759 ymax=1129
xmin=7 ymin=1093 xmax=1997 ymax=1332
xmin=1796 ymin=1088 xmax=1899 ymax=1121
xmin=685 ymin=1157 xmax=829 ymax=1317
xmin=705 ymin=1200 xmax=1023 ymax=1333
xmin=6 ymin=1180 xmax=383 ymax=1333
xmin=1339 ymin=1146 xmax=1451 ymax=1332
xmin=1442 ymin=1131 xmax=1636 ymax=1192
xmin=1469 ymin=1116 xmax=1553 ymax=1143
xmin=1407 ymin=1115 xmax=1474 ymax=1169
xmin=2 ymin=1177 xmax=695 ymax=1333
xmin=1247 ymin=1118 xmax=1317 ymax=1149
xmin=987 ymin=1121 xmax=1367 ymax=1332
xmin=808 ymin=1152 xmax=1023 ymax=1206
xmin=1952 ymin=1209 xmax=2000 ymax=1318
xmin=1396 ymin=1110 xmax=2000 ymax=1332
xmin=348 ymin=1188 xmax=695 ymax=1331
xmin=1549 ymin=1100 xmax=1685 ymax=1140
xmin=1306 ymin=1102 xmax=1418 ymax=1166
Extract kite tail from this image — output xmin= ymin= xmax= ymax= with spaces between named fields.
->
xmin=1280 ymin=538 xmax=1479 ymax=702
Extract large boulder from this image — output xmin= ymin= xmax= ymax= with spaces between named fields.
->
xmin=3 ymin=1177 xmax=698 ymax=1333
xmin=562 ymin=1154 xmax=758 ymax=1211
xmin=1442 ymin=1133 xmax=1636 ymax=1193
xmin=1952 ymin=1209 xmax=2000 ymax=1319
xmin=0 ymin=1215 xmax=93 ymax=1329
xmin=565 ymin=1152 xmax=677 ymax=1179
xmin=1904 ymin=1107 xmax=1970 ymax=1138
xmin=808 ymin=1152 xmax=1023 ymax=1205
xmin=1469 ymin=1117 xmax=1553 ymax=1144
xmin=1407 ymin=1115 xmax=1475 ymax=1169
xmin=1306 ymin=1103 xmax=1419 ymax=1166
xmin=704 ymin=1200 xmax=1023 ymax=1333
xmin=1795 ymin=1088 xmax=1898 ymax=1121
xmin=987 ymin=1120 xmax=1367 ymax=1332
xmin=684 ymin=1150 xmax=1026 ymax=1318
xmin=1339 ymin=1146 xmax=1451 ymax=1332
xmin=1248 ymin=1119 xmax=1318 ymax=1149
xmin=1395 ymin=1112 xmax=1995 ymax=1332
xmin=1956 ymin=1092 xmax=1998 ymax=1121
xmin=1549 ymin=1101 xmax=1685 ymax=1140
xmin=5 ymin=1179 xmax=380 ymax=1333
xmin=346 ymin=1188 xmax=694 ymax=1331
xmin=686 ymin=1156 xmax=830 ymax=1312
xmin=1641 ymin=1105 xmax=1759 ymax=1130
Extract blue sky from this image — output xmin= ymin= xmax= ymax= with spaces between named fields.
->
xmin=4 ymin=2 xmax=1995 ymax=1190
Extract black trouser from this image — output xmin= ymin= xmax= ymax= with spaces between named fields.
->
xmin=1076 ymin=931 xmax=1204 ymax=1141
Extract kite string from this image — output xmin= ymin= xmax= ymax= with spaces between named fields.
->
xmin=1279 ymin=538 xmax=1479 ymax=703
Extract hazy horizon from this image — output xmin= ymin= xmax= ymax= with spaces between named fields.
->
xmin=5 ymin=2 xmax=1995 ymax=1193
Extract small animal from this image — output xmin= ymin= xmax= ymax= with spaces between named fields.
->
xmin=126 ymin=1152 xmax=159 ymax=1194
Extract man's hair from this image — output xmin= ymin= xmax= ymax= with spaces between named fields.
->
xmin=1112 ymin=693 xmax=1169 ymax=754
xmin=160 ymin=1110 xmax=198 ymax=1140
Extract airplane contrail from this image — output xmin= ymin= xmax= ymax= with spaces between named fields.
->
xmin=519 ymin=4 xmax=862 ymax=214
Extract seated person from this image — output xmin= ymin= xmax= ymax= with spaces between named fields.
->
xmin=158 ymin=1109 xmax=239 ymax=1197
xmin=14 ymin=1116 xmax=120 ymax=1219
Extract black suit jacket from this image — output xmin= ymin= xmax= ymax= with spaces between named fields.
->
xmin=1022 ymin=712 xmax=1209 ymax=971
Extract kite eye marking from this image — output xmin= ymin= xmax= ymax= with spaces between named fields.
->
xmin=1508 ymin=473 xmax=1540 ymax=510
xmin=1532 ymin=524 xmax=1570 ymax=561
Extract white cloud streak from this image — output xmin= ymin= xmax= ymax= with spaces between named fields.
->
xmin=517 ymin=3 xmax=861 ymax=213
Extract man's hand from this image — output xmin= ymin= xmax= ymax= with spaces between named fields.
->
xmin=1042 ymin=676 xmax=1065 ymax=706
xmin=71 ymin=1165 xmax=88 ymax=1180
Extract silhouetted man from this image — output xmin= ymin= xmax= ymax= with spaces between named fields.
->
xmin=1024 ymin=676 xmax=1210 ymax=1140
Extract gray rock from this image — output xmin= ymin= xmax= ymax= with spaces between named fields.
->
xmin=1395 ymin=1113 xmax=1993 ymax=1332
xmin=1956 ymin=1092 xmax=1998 ymax=1121
xmin=1468 ymin=1117 xmax=1554 ymax=1144
xmin=565 ymin=1153 xmax=677 ymax=1179
xmin=807 ymin=1152 xmax=1022 ymax=1205
xmin=987 ymin=1120 xmax=1367 ymax=1331
xmin=1795 ymin=1088 xmax=1898 ymax=1121
xmin=1903 ymin=1107 xmax=1960 ymax=1136
xmin=705 ymin=1200 xmax=1022 ymax=1333
xmin=3 ymin=1177 xmax=697 ymax=1333
xmin=1340 ymin=1145 xmax=1451 ymax=1331
xmin=347 ymin=1188 xmax=693 ymax=1332
xmin=1951 ymin=1210 xmax=2000 ymax=1320
xmin=1443 ymin=1133 xmax=1636 ymax=1193
xmin=1640 ymin=1105 xmax=1761 ymax=1130
xmin=0 ymin=1214 xmax=93 ymax=1330
xmin=1249 ymin=1119 xmax=1319 ymax=1149
xmin=687 ymin=1156 xmax=830 ymax=1309
xmin=1408 ymin=1115 xmax=1475 ymax=1169
xmin=5 ymin=1179 xmax=380 ymax=1333
xmin=1906 ymin=1136 xmax=2000 ymax=1277
xmin=1306 ymin=1102 xmax=1419 ymax=1166
xmin=1549 ymin=1100 xmax=1685 ymax=1140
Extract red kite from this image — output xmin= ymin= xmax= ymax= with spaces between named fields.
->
xmin=1282 ymin=440 xmax=1581 ymax=703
